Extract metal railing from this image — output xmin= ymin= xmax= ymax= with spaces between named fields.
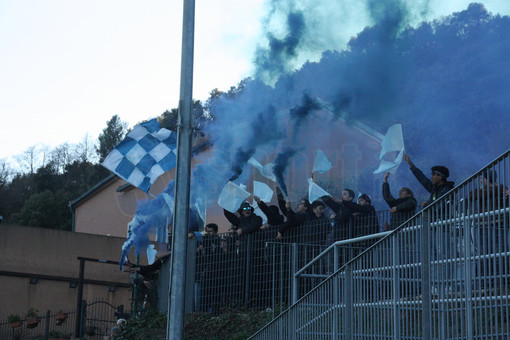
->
xmin=0 ymin=309 xmax=75 ymax=340
xmin=0 ymin=299 xmax=125 ymax=340
xmin=249 ymin=149 xmax=510 ymax=339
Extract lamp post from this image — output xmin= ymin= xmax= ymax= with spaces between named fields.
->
xmin=167 ymin=0 xmax=195 ymax=339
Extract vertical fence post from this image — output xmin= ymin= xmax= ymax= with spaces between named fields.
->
xmin=186 ymin=236 xmax=197 ymax=313
xmin=292 ymin=243 xmax=298 ymax=304
xmin=391 ymin=235 xmax=401 ymax=338
xmin=344 ymin=265 xmax=353 ymax=339
xmin=74 ymin=258 xmax=85 ymax=338
xmin=421 ymin=211 xmax=432 ymax=340
xmin=44 ymin=310 xmax=50 ymax=340
xmin=333 ymin=261 xmax=339 ymax=339
xmin=464 ymin=210 xmax=474 ymax=340
xmin=245 ymin=235 xmax=253 ymax=306
xmin=334 ymin=244 xmax=339 ymax=272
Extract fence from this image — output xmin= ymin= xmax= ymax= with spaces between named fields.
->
xmin=249 ymin=150 xmax=510 ymax=339
xmin=190 ymin=210 xmax=392 ymax=315
xmin=0 ymin=299 xmax=125 ymax=340
xmin=0 ymin=309 xmax=76 ymax=340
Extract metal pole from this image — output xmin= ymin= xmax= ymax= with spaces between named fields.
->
xmin=167 ymin=0 xmax=195 ymax=338
xmin=74 ymin=259 xmax=85 ymax=338
xmin=421 ymin=212 xmax=432 ymax=340
xmin=292 ymin=243 xmax=298 ymax=304
xmin=44 ymin=310 xmax=50 ymax=340
xmin=344 ymin=265 xmax=353 ymax=339
xmin=244 ymin=235 xmax=253 ymax=306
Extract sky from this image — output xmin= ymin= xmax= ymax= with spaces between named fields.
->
xmin=1 ymin=0 xmax=510 ymax=166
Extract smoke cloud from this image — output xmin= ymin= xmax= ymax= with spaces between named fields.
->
xmin=204 ymin=2 xmax=510 ymax=206
xmin=272 ymin=147 xmax=299 ymax=197
xmin=122 ymin=2 xmax=510 ymax=258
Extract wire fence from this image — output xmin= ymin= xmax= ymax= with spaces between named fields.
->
xmin=191 ymin=210 xmax=391 ymax=315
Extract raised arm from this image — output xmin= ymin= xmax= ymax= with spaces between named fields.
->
xmin=223 ymin=209 xmax=240 ymax=227
xmin=405 ymin=154 xmax=432 ymax=192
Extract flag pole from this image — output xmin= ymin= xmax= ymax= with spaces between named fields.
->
xmin=167 ymin=0 xmax=195 ymax=338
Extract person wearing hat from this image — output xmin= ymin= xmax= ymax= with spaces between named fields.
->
xmin=275 ymin=185 xmax=311 ymax=240
xmin=224 ymin=201 xmax=263 ymax=236
xmin=346 ymin=193 xmax=379 ymax=237
xmin=253 ymin=194 xmax=285 ymax=229
xmin=320 ymin=189 xmax=357 ymax=241
xmin=404 ymin=154 xmax=454 ymax=207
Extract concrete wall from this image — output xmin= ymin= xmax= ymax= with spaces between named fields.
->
xmin=0 ymin=224 xmax=137 ymax=321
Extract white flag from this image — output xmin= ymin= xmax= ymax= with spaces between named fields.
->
xmin=313 ymin=149 xmax=332 ymax=173
xmin=374 ymin=124 xmax=405 ymax=174
xmin=308 ymin=178 xmax=331 ymax=203
xmin=218 ymin=181 xmax=251 ymax=213
xmin=253 ymin=181 xmax=274 ymax=202
xmin=248 ymin=157 xmax=277 ymax=182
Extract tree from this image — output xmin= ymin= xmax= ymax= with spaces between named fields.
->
xmin=11 ymin=189 xmax=72 ymax=230
xmin=159 ymin=100 xmax=213 ymax=135
xmin=159 ymin=109 xmax=179 ymax=132
xmin=50 ymin=143 xmax=71 ymax=174
xmin=96 ymin=115 xmax=127 ymax=163
xmin=0 ymin=159 xmax=11 ymax=188
xmin=73 ymin=134 xmax=97 ymax=163
xmin=16 ymin=145 xmax=40 ymax=174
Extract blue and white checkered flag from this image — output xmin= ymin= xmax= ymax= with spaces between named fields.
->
xmin=102 ymin=118 xmax=177 ymax=193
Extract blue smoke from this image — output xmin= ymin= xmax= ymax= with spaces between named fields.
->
xmin=122 ymin=2 xmax=510 ymax=260
xmin=119 ymin=181 xmax=175 ymax=269
xmin=217 ymin=3 xmax=509 ymax=208
xmin=289 ymin=94 xmax=322 ymax=140
xmin=273 ymin=147 xmax=299 ymax=197
xmin=255 ymin=11 xmax=306 ymax=83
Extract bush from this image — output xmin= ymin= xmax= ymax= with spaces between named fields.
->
xmin=184 ymin=309 xmax=273 ymax=340
xmin=113 ymin=311 xmax=166 ymax=340
xmin=113 ymin=309 xmax=273 ymax=340
xmin=7 ymin=314 xmax=21 ymax=323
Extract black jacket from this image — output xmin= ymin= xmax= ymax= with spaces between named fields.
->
xmin=321 ymin=195 xmax=356 ymax=222
xmin=223 ymin=209 xmax=263 ymax=235
xmin=257 ymin=201 xmax=285 ymax=226
xmin=411 ymin=166 xmax=454 ymax=206
xmin=382 ymin=182 xmax=417 ymax=229
xmin=342 ymin=200 xmax=379 ymax=236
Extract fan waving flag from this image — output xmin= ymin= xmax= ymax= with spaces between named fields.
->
xmin=102 ymin=119 xmax=177 ymax=193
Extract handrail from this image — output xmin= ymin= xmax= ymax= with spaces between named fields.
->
xmin=248 ymin=148 xmax=510 ymax=339
xmin=294 ymin=231 xmax=391 ymax=278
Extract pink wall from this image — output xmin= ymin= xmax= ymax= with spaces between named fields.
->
xmin=0 ymin=225 xmax=137 ymax=321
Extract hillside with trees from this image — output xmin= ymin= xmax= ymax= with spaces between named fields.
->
xmin=0 ymin=86 xmax=230 ymax=230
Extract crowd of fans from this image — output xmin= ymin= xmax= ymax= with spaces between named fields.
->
xmin=125 ymin=153 xmax=510 ymax=314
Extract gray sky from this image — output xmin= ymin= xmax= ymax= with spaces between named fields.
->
xmin=1 ymin=0 xmax=509 ymax=164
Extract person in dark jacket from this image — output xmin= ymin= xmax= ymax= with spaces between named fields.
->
xmin=196 ymin=223 xmax=222 ymax=312
xmin=224 ymin=201 xmax=263 ymax=236
xmin=223 ymin=202 xmax=262 ymax=306
xmin=404 ymin=154 xmax=454 ymax=207
xmin=382 ymin=171 xmax=417 ymax=230
xmin=276 ymin=185 xmax=311 ymax=240
xmin=321 ymin=189 xmax=357 ymax=241
xmin=405 ymin=154 xmax=455 ymax=294
xmin=304 ymin=200 xmax=329 ymax=244
xmin=254 ymin=195 xmax=285 ymax=229
xmin=347 ymin=193 xmax=379 ymax=237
